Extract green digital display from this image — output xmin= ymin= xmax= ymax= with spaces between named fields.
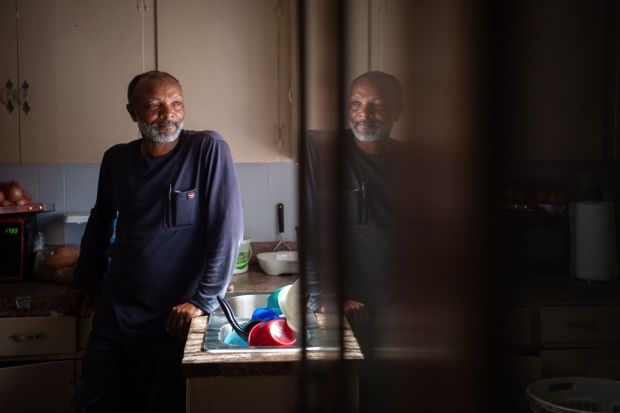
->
xmin=5 ymin=227 xmax=19 ymax=235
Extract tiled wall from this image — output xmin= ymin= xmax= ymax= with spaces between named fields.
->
xmin=0 ymin=163 xmax=299 ymax=245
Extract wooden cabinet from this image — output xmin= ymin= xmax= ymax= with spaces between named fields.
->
xmin=0 ymin=316 xmax=76 ymax=357
xmin=501 ymin=280 xmax=620 ymax=413
xmin=0 ymin=0 xmax=20 ymax=163
xmin=0 ymin=360 xmax=76 ymax=413
xmin=1 ymin=0 xmax=296 ymax=164
xmin=540 ymin=305 xmax=620 ymax=346
xmin=0 ymin=315 xmax=80 ymax=413
xmin=188 ymin=376 xmax=297 ymax=413
xmin=157 ymin=0 xmax=295 ymax=162
xmin=0 ymin=0 xmax=156 ymax=164
xmin=505 ymin=303 xmax=620 ymax=353
xmin=0 ymin=283 xmax=92 ymax=413
xmin=498 ymin=0 xmax=617 ymax=161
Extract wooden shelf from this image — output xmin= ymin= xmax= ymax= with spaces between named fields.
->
xmin=0 ymin=203 xmax=55 ymax=215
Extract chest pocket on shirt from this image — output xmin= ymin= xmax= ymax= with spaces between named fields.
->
xmin=343 ymin=182 xmax=367 ymax=225
xmin=165 ymin=187 xmax=199 ymax=229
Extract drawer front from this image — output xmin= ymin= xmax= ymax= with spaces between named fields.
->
xmin=540 ymin=348 xmax=620 ymax=379
xmin=540 ymin=305 xmax=620 ymax=345
xmin=0 ymin=316 xmax=76 ymax=357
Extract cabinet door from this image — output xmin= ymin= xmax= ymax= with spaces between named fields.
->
xmin=0 ymin=360 xmax=75 ymax=413
xmin=0 ymin=0 xmax=19 ymax=163
xmin=499 ymin=0 xmax=608 ymax=160
xmin=17 ymin=0 xmax=155 ymax=163
xmin=349 ymin=0 xmax=469 ymax=144
xmin=188 ymin=376 xmax=297 ymax=413
xmin=157 ymin=0 xmax=290 ymax=162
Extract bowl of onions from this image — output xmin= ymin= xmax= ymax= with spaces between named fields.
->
xmin=0 ymin=181 xmax=32 ymax=207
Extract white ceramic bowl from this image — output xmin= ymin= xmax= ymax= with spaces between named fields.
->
xmin=256 ymin=251 xmax=299 ymax=276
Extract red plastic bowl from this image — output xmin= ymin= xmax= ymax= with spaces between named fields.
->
xmin=248 ymin=318 xmax=296 ymax=346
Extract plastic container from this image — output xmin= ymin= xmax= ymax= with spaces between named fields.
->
xmin=247 ymin=318 xmax=296 ymax=346
xmin=526 ymin=377 xmax=620 ymax=413
xmin=233 ymin=237 xmax=252 ymax=274
xmin=251 ymin=307 xmax=280 ymax=322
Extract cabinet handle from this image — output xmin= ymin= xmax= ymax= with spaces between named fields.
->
xmin=9 ymin=332 xmax=47 ymax=342
xmin=136 ymin=0 xmax=148 ymax=12
xmin=4 ymin=79 xmax=14 ymax=113
xmin=565 ymin=320 xmax=598 ymax=331
xmin=21 ymin=81 xmax=30 ymax=114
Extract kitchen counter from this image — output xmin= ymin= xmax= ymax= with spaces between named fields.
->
xmin=225 ymin=264 xmax=299 ymax=295
xmin=0 ymin=281 xmax=68 ymax=317
xmin=0 ymin=267 xmax=364 ymax=376
xmin=182 ymin=266 xmax=363 ymax=378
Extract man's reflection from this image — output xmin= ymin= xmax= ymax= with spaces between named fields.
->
xmin=304 ymin=71 xmax=403 ymax=354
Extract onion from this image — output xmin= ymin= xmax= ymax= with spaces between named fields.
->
xmin=2 ymin=200 xmax=15 ymax=207
xmin=6 ymin=182 xmax=23 ymax=203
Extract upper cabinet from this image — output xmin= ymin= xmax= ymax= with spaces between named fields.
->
xmin=157 ymin=0 xmax=295 ymax=163
xmin=499 ymin=0 xmax=616 ymax=161
xmin=0 ymin=0 xmax=20 ymax=163
xmin=0 ymin=0 xmax=156 ymax=164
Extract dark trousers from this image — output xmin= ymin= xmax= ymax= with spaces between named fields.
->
xmin=78 ymin=327 xmax=186 ymax=413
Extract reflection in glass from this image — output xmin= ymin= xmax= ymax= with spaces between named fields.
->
xmin=299 ymin=1 xmax=492 ymax=413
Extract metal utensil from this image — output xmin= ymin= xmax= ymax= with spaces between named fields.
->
xmin=273 ymin=203 xmax=291 ymax=252
xmin=216 ymin=295 xmax=263 ymax=341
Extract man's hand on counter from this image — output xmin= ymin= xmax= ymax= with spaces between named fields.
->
xmin=344 ymin=299 xmax=368 ymax=329
xmin=63 ymin=287 xmax=96 ymax=316
xmin=167 ymin=302 xmax=205 ymax=339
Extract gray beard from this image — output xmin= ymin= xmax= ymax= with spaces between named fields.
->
xmin=138 ymin=120 xmax=184 ymax=143
xmin=349 ymin=119 xmax=385 ymax=142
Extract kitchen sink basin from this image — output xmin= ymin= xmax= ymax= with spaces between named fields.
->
xmin=202 ymin=293 xmax=331 ymax=353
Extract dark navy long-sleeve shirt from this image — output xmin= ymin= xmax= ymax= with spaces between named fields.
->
xmin=304 ymin=130 xmax=397 ymax=310
xmin=72 ymin=130 xmax=243 ymax=335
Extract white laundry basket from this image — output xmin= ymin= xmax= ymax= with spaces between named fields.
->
xmin=526 ymin=377 xmax=620 ymax=413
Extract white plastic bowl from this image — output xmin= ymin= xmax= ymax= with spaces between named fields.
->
xmin=278 ymin=279 xmax=302 ymax=332
xmin=256 ymin=251 xmax=299 ymax=276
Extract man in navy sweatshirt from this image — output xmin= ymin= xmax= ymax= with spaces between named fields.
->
xmin=65 ymin=70 xmax=243 ymax=413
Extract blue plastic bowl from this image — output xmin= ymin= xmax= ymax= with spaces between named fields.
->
xmin=251 ymin=307 xmax=280 ymax=322
xmin=223 ymin=330 xmax=249 ymax=346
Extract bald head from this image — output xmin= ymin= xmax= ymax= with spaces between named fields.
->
xmin=350 ymin=71 xmax=403 ymax=106
xmin=348 ymin=71 xmax=403 ymax=143
xmin=127 ymin=70 xmax=182 ymax=106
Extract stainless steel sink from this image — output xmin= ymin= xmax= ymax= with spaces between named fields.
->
xmin=202 ymin=293 xmax=330 ymax=353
